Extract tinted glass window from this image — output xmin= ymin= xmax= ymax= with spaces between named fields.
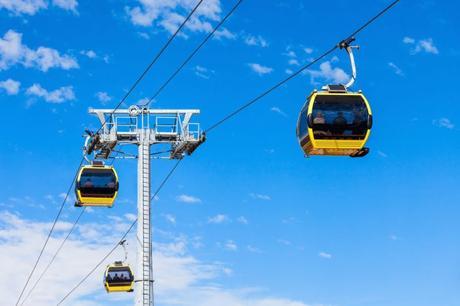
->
xmin=311 ymin=95 xmax=369 ymax=140
xmin=79 ymin=169 xmax=117 ymax=197
xmin=107 ymin=270 xmax=133 ymax=284
xmin=297 ymin=108 xmax=308 ymax=139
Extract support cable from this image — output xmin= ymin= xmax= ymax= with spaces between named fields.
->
xmin=144 ymin=0 xmax=245 ymax=107
xmin=56 ymin=159 xmax=182 ymax=305
xmin=20 ymin=208 xmax=86 ymax=305
xmin=14 ymin=158 xmax=85 ymax=306
xmin=205 ymin=0 xmax=400 ymax=133
xmin=14 ymin=2 xmax=205 ymax=303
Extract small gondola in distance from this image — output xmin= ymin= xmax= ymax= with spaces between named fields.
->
xmin=104 ymin=261 xmax=135 ymax=293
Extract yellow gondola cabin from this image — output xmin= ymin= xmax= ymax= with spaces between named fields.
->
xmin=75 ymin=162 xmax=119 ymax=207
xmin=104 ymin=262 xmax=134 ymax=293
xmin=296 ymin=85 xmax=372 ymax=157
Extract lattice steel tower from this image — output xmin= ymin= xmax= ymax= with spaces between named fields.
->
xmin=85 ymin=105 xmax=204 ymax=305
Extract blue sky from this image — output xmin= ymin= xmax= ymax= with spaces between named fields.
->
xmin=1 ymin=0 xmax=460 ymax=305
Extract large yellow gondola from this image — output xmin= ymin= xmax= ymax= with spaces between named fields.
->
xmin=104 ymin=261 xmax=134 ymax=293
xmin=296 ymin=38 xmax=373 ymax=157
xmin=296 ymin=85 xmax=372 ymax=157
xmin=75 ymin=162 xmax=119 ymax=207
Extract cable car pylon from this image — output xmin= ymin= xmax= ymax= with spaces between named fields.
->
xmin=80 ymin=105 xmax=204 ymax=305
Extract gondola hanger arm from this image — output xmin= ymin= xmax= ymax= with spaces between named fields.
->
xmin=338 ymin=37 xmax=360 ymax=89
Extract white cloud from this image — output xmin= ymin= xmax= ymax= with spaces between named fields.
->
xmin=250 ymin=193 xmax=271 ymax=201
xmin=0 ymin=78 xmax=20 ymax=95
xmin=244 ymin=34 xmax=268 ymax=48
xmin=415 ymin=38 xmax=439 ymax=54
xmin=377 ymin=150 xmax=388 ymax=158
xmin=137 ymin=32 xmax=150 ymax=40
xmin=52 ymin=0 xmax=78 ymax=13
xmin=80 ymin=49 xmax=97 ymax=59
xmin=404 ymin=37 xmax=439 ymax=55
xmin=237 ymin=216 xmax=248 ymax=224
xmin=0 ymin=0 xmax=47 ymax=15
xmin=0 ymin=0 xmax=78 ymax=15
xmin=126 ymin=0 xmax=235 ymax=41
xmin=304 ymin=47 xmax=313 ymax=54
xmin=248 ymin=63 xmax=273 ymax=76
xmin=124 ymin=213 xmax=136 ymax=222
xmin=277 ymin=239 xmax=292 ymax=246
xmin=388 ymin=62 xmax=404 ymax=76
xmin=95 ymin=91 xmax=111 ymax=104
xmin=402 ymin=36 xmax=415 ymax=44
xmin=26 ymin=83 xmax=75 ymax=103
xmin=247 ymin=245 xmax=261 ymax=253
xmin=288 ymin=58 xmax=300 ymax=66
xmin=1 ymin=211 xmax=326 ymax=306
xmin=214 ymin=28 xmax=236 ymax=40
xmin=194 ymin=65 xmax=214 ymax=79
xmin=224 ymin=240 xmax=237 ymax=251
xmin=318 ymin=252 xmax=332 ymax=259
xmin=0 ymin=29 xmax=79 ymax=72
xmin=270 ymin=106 xmax=287 ymax=117
xmin=163 ymin=213 xmax=176 ymax=225
xmin=433 ymin=118 xmax=454 ymax=129
xmin=283 ymin=50 xmax=296 ymax=58
xmin=307 ymin=61 xmax=349 ymax=85
xmin=208 ymin=214 xmax=229 ymax=224
xmin=176 ymin=194 xmax=201 ymax=204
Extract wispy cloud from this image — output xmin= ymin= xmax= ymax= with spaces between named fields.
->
xmin=318 ymin=251 xmax=332 ymax=259
xmin=26 ymin=83 xmax=75 ymax=103
xmin=126 ymin=0 xmax=235 ymax=41
xmin=214 ymin=28 xmax=236 ymax=40
xmin=307 ymin=61 xmax=349 ymax=85
xmin=270 ymin=106 xmax=288 ymax=117
xmin=250 ymin=193 xmax=271 ymax=201
xmin=176 ymin=194 xmax=202 ymax=204
xmin=224 ymin=240 xmax=238 ymax=251
xmin=95 ymin=91 xmax=111 ymax=104
xmin=0 ymin=78 xmax=20 ymax=95
xmin=277 ymin=239 xmax=292 ymax=246
xmin=80 ymin=49 xmax=97 ymax=59
xmin=124 ymin=213 xmax=136 ymax=222
xmin=433 ymin=118 xmax=454 ymax=129
xmin=403 ymin=37 xmax=439 ymax=55
xmin=194 ymin=65 xmax=214 ymax=79
xmin=0 ymin=0 xmax=47 ymax=15
xmin=388 ymin=62 xmax=404 ymax=76
xmin=0 ymin=0 xmax=78 ymax=15
xmin=0 ymin=29 xmax=79 ymax=72
xmin=247 ymin=245 xmax=262 ymax=253
xmin=244 ymin=34 xmax=268 ymax=48
xmin=237 ymin=216 xmax=248 ymax=224
xmin=208 ymin=214 xmax=229 ymax=224
xmin=137 ymin=32 xmax=150 ymax=40
xmin=52 ymin=0 xmax=78 ymax=13
xmin=163 ymin=213 xmax=176 ymax=225
xmin=304 ymin=47 xmax=314 ymax=54
xmin=248 ymin=63 xmax=273 ymax=76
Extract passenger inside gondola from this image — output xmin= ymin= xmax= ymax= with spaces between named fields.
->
xmin=79 ymin=169 xmax=117 ymax=197
xmin=311 ymin=95 xmax=369 ymax=140
xmin=108 ymin=270 xmax=133 ymax=283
